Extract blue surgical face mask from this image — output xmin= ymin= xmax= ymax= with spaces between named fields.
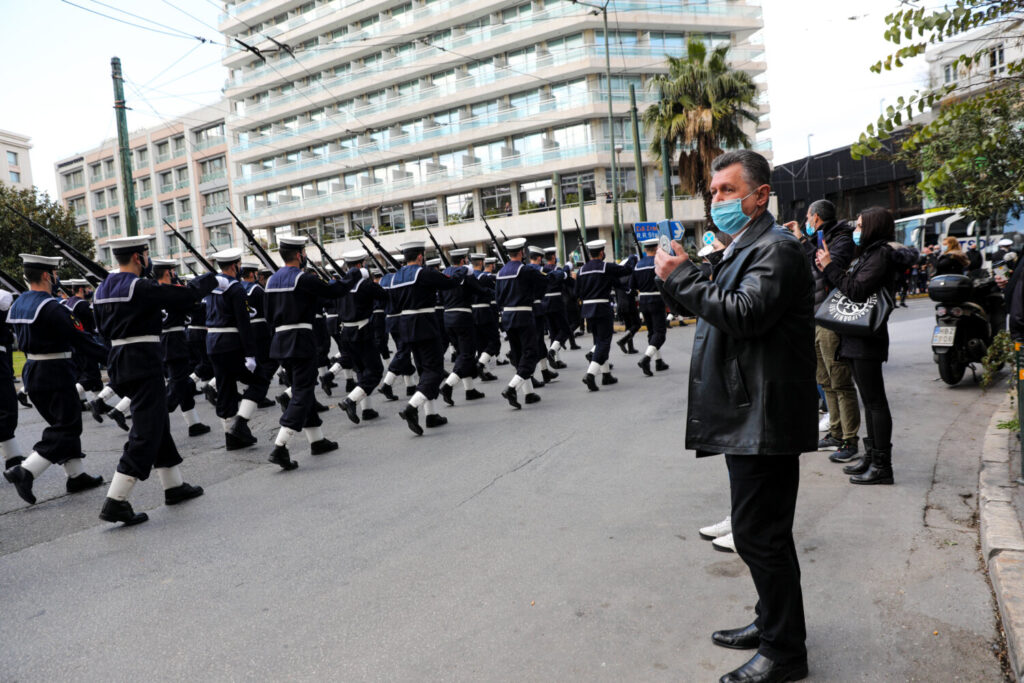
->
xmin=805 ymin=222 xmax=815 ymax=236
xmin=853 ymin=229 xmax=862 ymax=246
xmin=710 ymin=189 xmax=757 ymax=235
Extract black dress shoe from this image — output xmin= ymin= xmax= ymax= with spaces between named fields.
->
xmin=319 ymin=374 xmax=335 ymax=396
xmin=501 ymin=387 xmax=521 ymax=410
xmin=524 ymin=392 xmax=541 ymax=405
xmin=4 ymin=455 xmax=24 ymax=470
xmin=425 ymin=413 xmax=448 ymax=428
xmin=99 ymin=498 xmax=149 ymax=526
xmin=601 ymin=373 xmax=618 ymax=386
xmin=712 ymin=622 xmax=761 ymax=650
xmin=109 ymin=410 xmax=130 ymax=432
xmin=66 ymin=472 xmax=104 ymax=494
xmin=17 ymin=391 xmax=32 ymax=408
xmin=379 ymin=383 xmax=397 ymax=401
xmin=441 ymin=383 xmax=455 ymax=406
xmin=655 ymin=359 xmax=669 ymax=371
xmin=203 ymin=385 xmax=217 ymax=405
xmin=164 ymin=482 xmax=204 ymax=505
xmin=718 ymin=653 xmax=807 ymax=683
xmin=4 ymin=465 xmax=36 ymax=504
xmin=583 ymin=374 xmax=599 ymax=392
xmin=225 ymin=430 xmax=257 ymax=451
xmin=314 ymin=400 xmax=330 ymax=413
xmin=638 ymin=356 xmax=653 ymax=376
xmin=268 ymin=445 xmax=298 ymax=470
xmin=310 ymin=438 xmax=339 ymax=455
xmin=256 ymin=397 xmax=276 ymax=409
xmin=189 ymin=423 xmax=212 ymax=437
xmin=89 ymin=398 xmax=108 ymax=423
xmin=465 ymin=388 xmax=485 ymax=401
xmin=361 ymin=408 xmax=379 ymax=421
xmin=398 ymin=405 xmax=423 ymax=435
xmin=276 ymin=392 xmax=290 ymax=411
xmin=585 ymin=351 xmax=594 ymax=362
xmin=541 ymin=369 xmax=559 ymax=383
xmin=338 ymin=398 xmax=361 ymax=424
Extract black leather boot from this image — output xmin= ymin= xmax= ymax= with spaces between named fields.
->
xmin=66 ymin=472 xmax=104 ymax=493
xmin=843 ymin=437 xmax=872 ymax=475
xmin=338 ymin=398 xmax=361 ymax=424
xmin=441 ymin=383 xmax=455 ymax=406
xmin=638 ymin=356 xmax=653 ymax=376
xmin=379 ymin=383 xmax=397 ymax=401
xmin=99 ymin=498 xmax=149 ymax=525
xmin=850 ymin=446 xmax=894 ymax=485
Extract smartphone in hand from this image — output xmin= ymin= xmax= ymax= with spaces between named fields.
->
xmin=816 ymin=231 xmax=824 ymax=249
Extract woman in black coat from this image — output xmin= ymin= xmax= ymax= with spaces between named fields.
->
xmin=816 ymin=207 xmax=904 ymax=485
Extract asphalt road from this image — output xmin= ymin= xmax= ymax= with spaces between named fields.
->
xmin=0 ymin=298 xmax=1007 ymax=681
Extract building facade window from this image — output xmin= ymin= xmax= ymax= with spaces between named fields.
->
xmin=989 ymin=44 xmax=1005 ymax=75
xmin=6 ymin=151 xmax=17 ymax=165
xmin=380 ymin=204 xmax=405 ymax=233
xmin=482 ymin=185 xmax=512 ymax=216
xmin=445 ymin=192 xmax=474 ymax=223
xmin=9 ymin=171 xmax=20 ymax=183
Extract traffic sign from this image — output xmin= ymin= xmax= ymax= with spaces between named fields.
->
xmin=702 ymin=230 xmax=715 ymax=246
xmin=635 ymin=221 xmax=683 ymax=242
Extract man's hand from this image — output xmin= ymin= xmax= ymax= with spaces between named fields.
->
xmin=245 ymin=357 xmax=256 ymax=373
xmin=815 ymin=239 xmax=831 ymax=270
xmin=996 ymin=273 xmax=1008 ymax=289
xmin=654 ymin=241 xmax=689 ymax=280
xmin=783 ymin=220 xmax=801 ymax=239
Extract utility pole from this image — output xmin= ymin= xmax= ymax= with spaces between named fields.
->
xmin=111 ymin=57 xmax=139 ymax=238
xmin=629 ymin=84 xmax=647 ymax=223
xmin=661 ymin=138 xmax=673 ymax=220
xmin=577 ymin=177 xmax=587 ymax=243
xmin=553 ymin=172 xmax=565 ymax=263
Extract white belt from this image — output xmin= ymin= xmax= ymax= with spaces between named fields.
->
xmin=503 ymin=306 xmax=533 ymax=312
xmin=315 ymin=314 xmax=324 ymax=319
xmin=276 ymin=323 xmax=313 ymax=331
xmin=162 ymin=326 xmax=186 ymax=333
xmin=401 ymin=307 xmax=436 ymax=315
xmin=445 ymin=307 xmax=472 ymax=313
xmin=544 ymin=292 xmax=562 ymax=297
xmin=583 ymin=299 xmax=611 ymax=305
xmin=111 ymin=335 xmax=160 ymax=346
xmin=208 ymin=327 xmax=239 ymax=334
xmin=638 ymin=291 xmax=661 ymax=297
xmin=325 ymin=314 xmax=339 ymax=318
xmin=189 ymin=325 xmax=207 ymax=331
xmin=251 ymin=318 xmax=267 ymax=323
xmin=27 ymin=351 xmax=72 ymax=361
xmin=372 ymin=308 xmax=384 ymax=313
xmin=0 ymin=345 xmax=6 ymax=353
xmin=386 ymin=313 xmax=399 ymax=319
xmin=341 ymin=318 xmax=370 ymax=329
xmin=471 ymin=303 xmax=490 ymax=309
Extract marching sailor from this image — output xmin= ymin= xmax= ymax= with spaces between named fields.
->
xmin=577 ymin=239 xmax=637 ymax=391
xmin=631 ymin=239 xmax=671 ymax=376
xmin=439 ymin=248 xmax=489 ymax=405
xmin=494 ymin=238 xmax=549 ymax=409
xmin=3 ymin=254 xmax=107 ymax=505
xmin=336 ymin=249 xmax=388 ymax=424
xmin=0 ymin=286 xmax=22 ymax=469
xmin=526 ymin=246 xmax=564 ymax=384
xmin=239 ymin=261 xmax=278 ymax=409
xmin=470 ymin=254 xmax=500 ymax=382
xmin=61 ymin=279 xmax=105 ymax=416
xmin=542 ymin=248 xmax=571 ymax=369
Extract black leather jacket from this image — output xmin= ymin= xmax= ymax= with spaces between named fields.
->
xmin=662 ymin=212 xmax=819 ymax=457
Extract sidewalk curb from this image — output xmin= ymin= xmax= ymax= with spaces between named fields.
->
xmin=980 ymin=399 xmax=1024 ymax=681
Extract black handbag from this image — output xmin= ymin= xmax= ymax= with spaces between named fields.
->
xmin=814 ymin=286 xmax=894 ymax=337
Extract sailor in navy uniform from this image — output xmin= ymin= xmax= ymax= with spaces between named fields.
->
xmin=526 ymin=246 xmax=565 ymax=384
xmin=239 ymin=261 xmax=278 ymax=409
xmin=265 ymin=236 xmax=356 ymax=470
xmin=186 ymin=295 xmax=216 ymax=404
xmin=472 ymin=255 xmax=501 ymax=380
xmin=439 ymin=248 xmax=490 ymax=406
xmin=393 ymin=241 xmax=461 ymax=435
xmin=152 ymin=259 xmax=211 ymax=436
xmin=541 ymin=248 xmax=572 ymax=368
xmin=336 ymin=249 xmax=388 ymax=424
xmin=3 ymin=255 xmax=108 ymax=505
xmin=61 ymin=279 xmax=105 ymax=413
xmin=631 ymin=238 xmax=671 ymax=376
xmin=206 ymin=248 xmax=268 ymax=450
xmin=577 ymin=239 xmax=638 ymax=391
xmin=379 ymin=253 xmax=419 ymax=401
xmin=494 ymin=238 xmax=549 ymax=409
xmin=614 ymin=270 xmax=642 ymax=355
xmin=0 ymin=287 xmax=24 ymax=469
xmin=371 ymin=269 xmax=389 ymax=359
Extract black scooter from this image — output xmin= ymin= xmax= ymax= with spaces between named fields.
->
xmin=928 ymin=270 xmax=1005 ymax=385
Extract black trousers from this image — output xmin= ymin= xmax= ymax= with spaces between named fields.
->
xmin=387 ymin=326 xmax=415 ymax=376
xmin=73 ymin=353 xmax=103 ymax=393
xmin=642 ymin=309 xmax=667 ymax=348
xmin=620 ymin=301 xmax=641 ymax=334
xmin=28 ymin=385 xmax=82 ymax=465
xmin=0 ymin=353 xmax=16 ymax=442
xmin=534 ymin=315 xmax=549 ymax=359
xmin=546 ymin=308 xmax=572 ymax=347
xmin=445 ymin=324 xmax=478 ymax=378
xmin=506 ymin=325 xmax=540 ymax=380
xmin=851 ymin=358 xmax=892 ymax=449
xmin=209 ymin=352 xmax=267 ymax=420
xmin=587 ymin=315 xmax=614 ymax=364
xmin=164 ymin=356 xmax=196 ymax=413
xmin=725 ymin=453 xmax=806 ymax=664
xmin=187 ymin=332 xmax=214 ymax=381
xmin=279 ymin=357 xmax=322 ymax=432
xmin=475 ymin=321 xmax=501 ymax=357
xmin=340 ymin=326 xmax=384 ymax=394
xmin=410 ymin=337 xmax=444 ymax=400
xmin=114 ymin=375 xmax=182 ymax=480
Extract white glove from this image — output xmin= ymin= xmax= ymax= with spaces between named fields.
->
xmin=0 ymin=290 xmax=12 ymax=313
xmin=361 ymin=267 xmax=370 ymax=280
xmin=245 ymin=357 xmax=256 ymax=373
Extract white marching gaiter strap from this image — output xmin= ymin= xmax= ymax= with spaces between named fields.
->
xmin=303 ymin=426 xmax=324 ymax=444
xmin=182 ymin=408 xmax=200 ymax=426
xmin=62 ymin=458 xmax=85 ymax=477
xmin=156 ymin=466 xmax=184 ymax=489
xmin=237 ymin=399 xmax=258 ymax=420
xmin=462 ymin=377 xmax=474 ymax=391
xmin=445 ymin=372 xmax=460 ymax=387
xmin=508 ymin=375 xmax=525 ymax=389
xmin=107 ymin=472 xmax=137 ymax=502
xmin=275 ymin=427 xmax=296 ymax=447
xmin=22 ymin=452 xmax=51 ymax=477
xmin=382 ymin=371 xmax=397 ymax=386
xmin=0 ymin=437 xmax=23 ymax=462
xmin=114 ymin=396 xmax=132 ymax=414
xmin=348 ymin=386 xmax=367 ymax=403
xmin=408 ymin=391 xmax=427 ymax=408
xmin=587 ymin=361 xmax=602 ymax=376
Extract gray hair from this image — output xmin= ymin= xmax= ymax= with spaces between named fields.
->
xmin=710 ymin=150 xmax=771 ymax=191
xmin=808 ymin=199 xmax=836 ymax=223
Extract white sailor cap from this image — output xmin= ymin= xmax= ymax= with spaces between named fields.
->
xmin=400 ymin=241 xmax=426 ymax=252
xmin=449 ymin=248 xmax=470 ymax=258
xmin=999 ymin=238 xmax=1014 ymax=247
xmin=150 ymin=258 xmax=178 ymax=268
xmin=641 ymin=238 xmax=660 ymax=247
xmin=212 ymin=247 xmax=243 ymax=264
xmin=343 ymin=249 xmax=368 ymax=263
xmin=391 ymin=253 xmax=406 ymax=264
xmin=470 ymin=252 xmax=487 ymax=260
xmin=20 ymin=254 xmax=62 ymax=268
xmin=183 ymin=274 xmax=196 ymax=281
xmin=527 ymin=246 xmax=545 ymax=257
xmin=278 ymin=235 xmax=308 ymax=248
xmin=503 ymin=237 xmax=527 ymax=251
xmin=239 ymin=261 xmax=261 ymax=272
xmin=484 ymin=257 xmax=497 ymax=264
xmin=107 ymin=236 xmax=150 ymax=255
xmin=425 ymin=257 xmax=441 ymax=267
xmin=586 ymin=239 xmax=607 ymax=251
xmin=258 ymin=266 xmax=273 ymax=275
xmin=66 ymin=278 xmax=89 ymax=287
xmin=543 ymin=247 xmax=558 ymax=254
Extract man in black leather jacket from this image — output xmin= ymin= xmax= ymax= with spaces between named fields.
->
xmin=655 ymin=150 xmax=817 ymax=683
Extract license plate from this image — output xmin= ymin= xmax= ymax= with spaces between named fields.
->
xmin=932 ymin=326 xmax=956 ymax=347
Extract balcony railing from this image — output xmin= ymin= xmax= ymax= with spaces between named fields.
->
xmin=175 ymin=179 xmax=190 ymax=190
xmin=94 ymin=199 xmax=107 ymax=210
xmin=64 ymin=180 xmax=85 ymax=191
xmin=179 ymin=210 xmax=192 ymax=221
xmin=194 ymin=136 xmax=226 ymax=151
xmin=200 ymin=169 xmax=227 ymax=183
xmin=138 ymin=189 xmax=153 ymax=199
xmin=141 ymin=218 xmax=155 ymax=229
xmin=156 ymin=152 xmax=171 ymax=164
xmin=160 ymin=183 xmax=174 ymax=193
xmin=90 ymin=174 xmax=103 ymax=184
xmin=204 ymin=203 xmax=229 ymax=216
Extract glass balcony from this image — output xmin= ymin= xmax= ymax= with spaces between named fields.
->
xmin=175 ymin=179 xmax=190 ymax=190
xmin=200 ymin=169 xmax=227 ymax=183
xmin=94 ymin=199 xmax=107 ymax=210
xmin=89 ymin=174 xmax=103 ymax=184
xmin=155 ymin=152 xmax=172 ymax=164
xmin=194 ymin=136 xmax=226 ymax=151
xmin=138 ymin=189 xmax=153 ymax=199
xmin=179 ymin=210 xmax=192 ymax=221
xmin=160 ymin=183 xmax=174 ymax=193
xmin=64 ymin=180 xmax=85 ymax=191
xmin=204 ymin=203 xmax=229 ymax=216
xmin=141 ymin=218 xmax=155 ymax=229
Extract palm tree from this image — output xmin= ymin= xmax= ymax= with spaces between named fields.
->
xmin=643 ymin=38 xmax=760 ymax=225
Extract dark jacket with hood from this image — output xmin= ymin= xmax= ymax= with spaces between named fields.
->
xmin=797 ymin=220 xmax=856 ymax=307
xmin=662 ymin=211 xmax=819 ymax=457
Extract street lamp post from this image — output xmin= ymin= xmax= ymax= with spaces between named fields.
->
xmin=572 ymin=0 xmax=620 ymax=257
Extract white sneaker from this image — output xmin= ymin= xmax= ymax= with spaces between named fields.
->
xmin=699 ymin=515 xmax=731 ymax=540
xmin=818 ymin=413 xmax=830 ymax=432
xmin=712 ymin=532 xmax=737 ymax=553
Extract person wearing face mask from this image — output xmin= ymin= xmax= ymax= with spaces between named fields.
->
xmin=934 ymin=236 xmax=970 ymax=275
xmin=655 ymin=150 xmax=817 ymax=683
xmin=788 ymin=200 xmax=861 ymax=464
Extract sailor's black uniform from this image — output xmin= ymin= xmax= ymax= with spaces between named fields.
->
xmin=577 ymin=255 xmax=637 ymax=366
xmin=390 ymin=264 xmax=459 ymax=400
xmin=630 ymin=254 xmax=667 ymax=349
xmin=337 ymin=271 xmax=387 ymax=397
xmin=495 ymin=261 xmax=548 ymax=380
xmin=205 ymin=273 xmax=266 ymax=420
xmin=62 ymin=295 xmax=104 ymax=394
xmin=161 ymin=286 xmax=196 ymax=414
xmin=0 ymin=291 xmax=19 ymax=466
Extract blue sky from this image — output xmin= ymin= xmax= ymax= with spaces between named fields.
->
xmin=2 ymin=1 xmax=929 ymax=197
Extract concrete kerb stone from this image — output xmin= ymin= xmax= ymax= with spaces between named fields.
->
xmin=980 ymin=399 xmax=1024 ymax=681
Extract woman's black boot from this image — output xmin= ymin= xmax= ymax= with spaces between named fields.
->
xmin=843 ymin=437 xmax=872 ymax=475
xmin=850 ymin=446 xmax=894 ymax=485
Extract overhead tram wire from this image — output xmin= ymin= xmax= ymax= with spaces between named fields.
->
xmin=61 ymin=0 xmax=240 ymax=50
xmin=142 ymin=43 xmax=205 ymax=89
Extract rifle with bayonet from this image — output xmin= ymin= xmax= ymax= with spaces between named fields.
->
xmin=0 ymin=266 xmax=26 ymax=294
xmin=307 ymin=230 xmax=346 ymax=278
xmin=358 ymin=226 xmax=402 ymax=270
xmin=482 ymin=219 xmax=507 ymax=264
xmin=162 ymin=218 xmax=217 ymax=273
xmin=425 ymin=228 xmax=450 ymax=268
xmin=227 ymin=208 xmax=278 ymax=273
xmin=574 ymin=219 xmax=591 ymax=261
xmin=358 ymin=239 xmax=387 ymax=273
xmin=181 ymin=260 xmax=199 ymax=277
xmin=3 ymin=201 xmax=110 ymax=282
